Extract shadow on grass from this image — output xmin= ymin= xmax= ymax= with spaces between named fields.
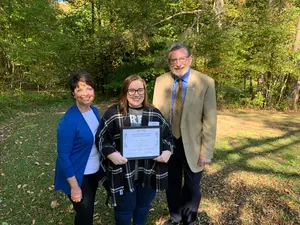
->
xmin=148 ymin=115 xmax=300 ymax=224
xmin=200 ymin=119 xmax=300 ymax=224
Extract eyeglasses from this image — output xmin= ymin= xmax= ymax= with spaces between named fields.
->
xmin=127 ymin=88 xmax=145 ymax=96
xmin=169 ymin=56 xmax=190 ymax=64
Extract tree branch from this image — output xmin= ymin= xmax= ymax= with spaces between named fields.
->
xmin=154 ymin=10 xmax=203 ymax=25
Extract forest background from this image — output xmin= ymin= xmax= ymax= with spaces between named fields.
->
xmin=0 ymin=0 xmax=300 ymax=111
xmin=1 ymin=1 xmax=300 ymax=225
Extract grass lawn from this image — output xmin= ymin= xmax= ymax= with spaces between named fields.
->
xmin=0 ymin=104 xmax=299 ymax=225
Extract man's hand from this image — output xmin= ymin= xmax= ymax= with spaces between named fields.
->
xmin=154 ymin=150 xmax=172 ymax=163
xmin=107 ymin=152 xmax=128 ymax=165
xmin=197 ymin=156 xmax=211 ymax=167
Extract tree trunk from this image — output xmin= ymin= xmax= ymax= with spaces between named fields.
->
xmin=257 ymin=74 xmax=264 ymax=93
xmin=249 ymin=76 xmax=254 ymax=100
xmin=213 ymin=0 xmax=224 ymax=27
xmin=97 ymin=0 xmax=101 ymax=28
xmin=277 ymin=74 xmax=289 ymax=105
xmin=291 ymin=78 xmax=300 ymax=110
xmin=257 ymin=74 xmax=265 ymax=107
xmin=290 ymin=17 xmax=300 ymax=110
xmin=269 ymin=0 xmax=284 ymax=12
xmin=265 ymin=72 xmax=272 ymax=107
xmin=243 ymin=73 xmax=247 ymax=91
xmin=9 ymin=60 xmax=15 ymax=89
xmin=19 ymin=74 xmax=22 ymax=90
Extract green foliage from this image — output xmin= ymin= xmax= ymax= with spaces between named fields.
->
xmin=239 ymin=92 xmax=265 ymax=109
xmin=0 ymin=0 xmax=299 ymax=110
xmin=251 ymin=92 xmax=265 ymax=108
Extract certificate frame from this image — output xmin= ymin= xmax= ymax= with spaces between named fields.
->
xmin=120 ymin=126 xmax=162 ymax=160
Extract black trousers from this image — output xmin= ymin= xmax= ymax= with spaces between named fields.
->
xmin=69 ymin=170 xmax=101 ymax=225
xmin=166 ymin=137 xmax=203 ymax=225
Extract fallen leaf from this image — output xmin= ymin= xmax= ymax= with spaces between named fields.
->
xmin=37 ymin=172 xmax=45 ymax=178
xmin=48 ymin=187 xmax=53 ymax=191
xmin=50 ymin=200 xmax=59 ymax=209
xmin=66 ymin=204 xmax=73 ymax=213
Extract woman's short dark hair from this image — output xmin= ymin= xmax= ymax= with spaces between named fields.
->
xmin=69 ymin=71 xmax=95 ymax=96
xmin=119 ymin=74 xmax=150 ymax=115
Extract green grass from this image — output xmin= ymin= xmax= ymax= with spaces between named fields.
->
xmin=204 ymin=110 xmax=300 ymax=224
xmin=0 ymin=91 xmax=71 ymax=123
xmin=0 ymin=100 xmax=300 ymax=224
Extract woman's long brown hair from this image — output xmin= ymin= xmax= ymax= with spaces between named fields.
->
xmin=119 ymin=75 xmax=150 ymax=115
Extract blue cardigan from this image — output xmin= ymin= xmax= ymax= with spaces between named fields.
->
xmin=54 ymin=104 xmax=101 ymax=195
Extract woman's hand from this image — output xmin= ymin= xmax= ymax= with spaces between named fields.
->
xmin=67 ymin=176 xmax=82 ymax=203
xmin=153 ymin=150 xmax=172 ymax=163
xmin=107 ymin=152 xmax=128 ymax=165
xmin=70 ymin=185 xmax=82 ymax=203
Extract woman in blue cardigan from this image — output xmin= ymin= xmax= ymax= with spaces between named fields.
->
xmin=54 ymin=71 xmax=103 ymax=225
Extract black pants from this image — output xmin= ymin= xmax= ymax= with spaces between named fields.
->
xmin=69 ymin=170 xmax=101 ymax=225
xmin=166 ymin=137 xmax=203 ymax=225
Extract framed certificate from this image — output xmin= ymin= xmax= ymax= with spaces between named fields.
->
xmin=120 ymin=126 xmax=162 ymax=160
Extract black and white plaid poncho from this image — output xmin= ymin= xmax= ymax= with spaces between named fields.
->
xmin=96 ymin=103 xmax=174 ymax=206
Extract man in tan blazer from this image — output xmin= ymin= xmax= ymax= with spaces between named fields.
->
xmin=153 ymin=43 xmax=217 ymax=225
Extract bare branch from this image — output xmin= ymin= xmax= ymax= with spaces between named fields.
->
xmin=154 ymin=10 xmax=203 ymax=26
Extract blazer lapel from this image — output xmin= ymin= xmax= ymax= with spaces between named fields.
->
xmin=161 ymin=73 xmax=173 ymax=122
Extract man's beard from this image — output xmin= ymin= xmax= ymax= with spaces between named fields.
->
xmin=171 ymin=65 xmax=187 ymax=77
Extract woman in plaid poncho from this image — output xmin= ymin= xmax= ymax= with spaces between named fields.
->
xmin=96 ymin=75 xmax=174 ymax=225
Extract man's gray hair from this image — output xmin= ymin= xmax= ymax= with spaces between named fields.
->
xmin=169 ymin=43 xmax=191 ymax=57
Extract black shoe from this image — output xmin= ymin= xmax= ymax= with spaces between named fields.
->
xmin=163 ymin=219 xmax=181 ymax=225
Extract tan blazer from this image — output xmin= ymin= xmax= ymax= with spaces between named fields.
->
xmin=153 ymin=69 xmax=217 ymax=173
